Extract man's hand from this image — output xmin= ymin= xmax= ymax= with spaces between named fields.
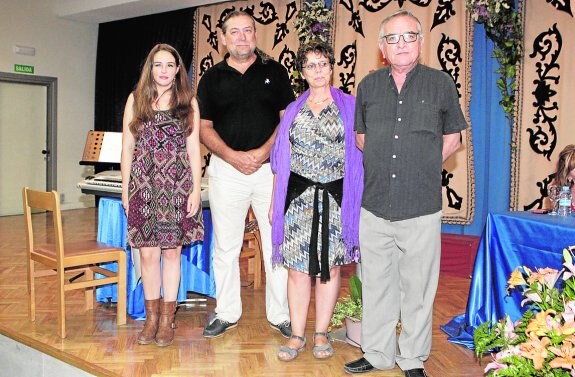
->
xmin=227 ymin=150 xmax=262 ymax=175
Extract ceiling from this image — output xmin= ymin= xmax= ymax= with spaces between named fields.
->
xmin=56 ymin=0 xmax=231 ymax=23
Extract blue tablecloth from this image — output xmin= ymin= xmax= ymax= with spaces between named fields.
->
xmin=96 ymin=197 xmax=215 ymax=320
xmin=441 ymin=211 xmax=575 ymax=349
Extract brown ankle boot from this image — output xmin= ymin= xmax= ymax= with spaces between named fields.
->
xmin=137 ymin=299 xmax=160 ymax=345
xmin=155 ymin=300 xmax=177 ymax=347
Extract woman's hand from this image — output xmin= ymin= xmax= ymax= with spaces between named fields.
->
xmin=186 ymin=188 xmax=201 ymax=217
xmin=269 ymin=175 xmax=276 ymax=224
xmin=268 ymin=204 xmax=273 ymax=225
xmin=121 ymin=190 xmax=129 ymax=216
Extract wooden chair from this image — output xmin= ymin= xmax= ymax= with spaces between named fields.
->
xmin=240 ymin=207 xmax=262 ymax=289
xmin=22 ymin=187 xmax=127 ymax=338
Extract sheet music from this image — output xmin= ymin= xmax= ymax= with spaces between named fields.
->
xmin=98 ymin=132 xmax=122 ymax=163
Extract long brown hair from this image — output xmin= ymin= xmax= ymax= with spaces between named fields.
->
xmin=129 ymin=43 xmax=194 ymax=137
xmin=555 ymin=144 xmax=575 ymax=187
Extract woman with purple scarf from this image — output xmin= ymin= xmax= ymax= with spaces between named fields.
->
xmin=270 ymin=41 xmax=363 ymax=361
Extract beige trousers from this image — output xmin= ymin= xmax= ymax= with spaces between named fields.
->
xmin=208 ymin=155 xmax=289 ymax=324
xmin=359 ymin=208 xmax=441 ymax=371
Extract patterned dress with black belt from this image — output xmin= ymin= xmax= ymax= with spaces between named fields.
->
xmin=127 ymin=110 xmax=203 ymax=248
xmin=282 ymin=101 xmax=347 ymax=274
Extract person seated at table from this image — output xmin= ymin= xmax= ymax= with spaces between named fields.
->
xmin=121 ymin=43 xmax=204 ymax=347
xmin=270 ymin=40 xmax=363 ymax=361
xmin=553 ymin=144 xmax=575 ymax=209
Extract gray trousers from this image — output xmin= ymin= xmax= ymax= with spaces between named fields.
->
xmin=359 ymin=208 xmax=441 ymax=371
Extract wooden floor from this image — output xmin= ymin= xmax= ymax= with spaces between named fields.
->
xmin=0 ymin=208 xmax=487 ymax=376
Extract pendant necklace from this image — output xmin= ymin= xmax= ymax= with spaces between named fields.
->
xmin=309 ymin=97 xmax=330 ymax=105
xmin=153 ymin=88 xmax=171 ymax=110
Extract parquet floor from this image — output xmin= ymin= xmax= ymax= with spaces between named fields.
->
xmin=0 ymin=208 xmax=488 ymax=376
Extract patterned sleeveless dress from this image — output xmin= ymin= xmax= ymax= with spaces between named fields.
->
xmin=282 ymin=102 xmax=347 ymax=274
xmin=127 ymin=110 xmax=203 ymax=248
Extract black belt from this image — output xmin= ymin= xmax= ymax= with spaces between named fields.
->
xmin=285 ymin=172 xmax=343 ymax=282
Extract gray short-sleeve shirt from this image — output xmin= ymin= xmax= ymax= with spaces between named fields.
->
xmin=355 ymin=64 xmax=468 ymax=221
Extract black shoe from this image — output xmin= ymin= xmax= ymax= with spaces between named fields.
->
xmin=404 ymin=368 xmax=428 ymax=377
xmin=344 ymin=357 xmax=375 ymax=374
xmin=269 ymin=320 xmax=292 ymax=338
xmin=203 ymin=318 xmax=238 ymax=338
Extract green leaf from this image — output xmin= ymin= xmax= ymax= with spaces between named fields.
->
xmin=350 ymin=275 xmax=362 ymax=302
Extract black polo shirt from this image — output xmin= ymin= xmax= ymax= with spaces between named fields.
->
xmin=355 ymin=64 xmax=468 ymax=221
xmin=197 ymin=54 xmax=295 ymax=151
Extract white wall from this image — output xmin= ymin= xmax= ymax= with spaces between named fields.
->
xmin=0 ymin=0 xmax=98 ymax=210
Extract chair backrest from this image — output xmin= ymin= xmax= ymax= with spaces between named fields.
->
xmin=22 ymin=187 xmax=65 ymax=265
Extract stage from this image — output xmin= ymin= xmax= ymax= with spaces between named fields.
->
xmin=0 ymin=207 xmax=486 ymax=376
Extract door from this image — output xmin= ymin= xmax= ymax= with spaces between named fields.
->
xmin=0 ymin=72 xmax=57 ymax=216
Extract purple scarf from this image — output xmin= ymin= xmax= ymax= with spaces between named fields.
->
xmin=271 ymin=86 xmax=363 ymax=266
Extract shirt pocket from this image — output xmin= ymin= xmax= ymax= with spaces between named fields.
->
xmin=409 ymin=100 xmax=442 ymax=137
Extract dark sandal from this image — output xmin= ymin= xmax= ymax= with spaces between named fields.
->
xmin=312 ymin=332 xmax=334 ymax=359
xmin=278 ymin=335 xmax=306 ymax=361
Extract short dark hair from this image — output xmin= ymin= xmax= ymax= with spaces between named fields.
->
xmin=296 ymin=40 xmax=335 ymax=72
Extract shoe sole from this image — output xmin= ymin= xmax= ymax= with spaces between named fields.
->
xmin=203 ymin=322 xmax=238 ymax=338
xmin=343 ymin=367 xmax=373 ymax=375
xmin=269 ymin=323 xmax=290 ymax=339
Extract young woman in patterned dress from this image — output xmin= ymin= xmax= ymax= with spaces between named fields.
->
xmin=121 ymin=44 xmax=203 ymax=347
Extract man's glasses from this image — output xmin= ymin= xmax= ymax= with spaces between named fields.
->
xmin=303 ymin=61 xmax=330 ymax=71
xmin=381 ymin=32 xmax=420 ymax=44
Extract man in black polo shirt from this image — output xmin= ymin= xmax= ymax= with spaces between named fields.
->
xmin=343 ymin=10 xmax=468 ymax=377
xmin=197 ymin=10 xmax=294 ymax=338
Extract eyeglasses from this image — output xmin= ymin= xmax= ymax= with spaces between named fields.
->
xmin=381 ymin=32 xmax=420 ymax=44
xmin=303 ymin=61 xmax=330 ymax=71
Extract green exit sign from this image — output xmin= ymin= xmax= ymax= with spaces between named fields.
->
xmin=14 ymin=64 xmax=34 ymax=74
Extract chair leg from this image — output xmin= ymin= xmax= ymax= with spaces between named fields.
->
xmin=117 ymin=252 xmax=127 ymax=326
xmin=28 ymin=260 xmax=36 ymax=322
xmin=57 ymin=269 xmax=66 ymax=338
xmin=84 ymin=268 xmax=94 ymax=310
xmin=253 ymin=230 xmax=262 ymax=289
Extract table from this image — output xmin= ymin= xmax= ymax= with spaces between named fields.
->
xmin=96 ymin=197 xmax=215 ymax=320
xmin=441 ymin=211 xmax=575 ymax=349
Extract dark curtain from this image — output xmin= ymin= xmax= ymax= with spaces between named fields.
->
xmin=95 ymin=7 xmax=196 ymax=132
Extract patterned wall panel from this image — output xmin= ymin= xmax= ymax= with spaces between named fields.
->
xmin=333 ymin=0 xmax=475 ymax=224
xmin=512 ymin=1 xmax=575 ymax=211
xmin=193 ymin=0 xmax=474 ymax=224
xmin=193 ymin=0 xmax=302 ymax=177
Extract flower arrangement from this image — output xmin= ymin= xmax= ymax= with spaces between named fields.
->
xmin=474 ymin=245 xmax=575 ymax=376
xmin=466 ymin=0 xmax=522 ymax=123
xmin=293 ymin=0 xmax=333 ymax=45
xmin=330 ymin=274 xmax=362 ymax=330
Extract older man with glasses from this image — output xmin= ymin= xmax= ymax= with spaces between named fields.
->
xmin=343 ymin=10 xmax=468 ymax=377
